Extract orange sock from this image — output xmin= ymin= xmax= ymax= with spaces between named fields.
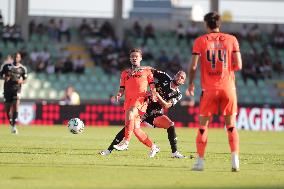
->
xmin=125 ymin=120 xmax=134 ymax=141
xmin=227 ymin=126 xmax=239 ymax=154
xmin=134 ymin=128 xmax=153 ymax=148
xmin=196 ymin=125 xmax=208 ymax=158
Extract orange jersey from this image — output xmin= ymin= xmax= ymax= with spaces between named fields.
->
xmin=120 ymin=66 xmax=154 ymax=99
xmin=192 ymin=32 xmax=240 ymax=90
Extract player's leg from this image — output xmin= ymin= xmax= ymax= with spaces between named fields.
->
xmin=113 ymin=106 xmax=138 ymax=150
xmin=153 ymin=115 xmax=186 ymax=158
xmin=221 ymin=88 xmax=239 ymax=172
xmin=4 ymin=102 xmax=13 ymax=126
xmin=133 ymin=117 xmax=153 ymax=149
xmin=12 ymin=98 xmax=20 ymax=125
xmin=133 ymin=116 xmax=159 ymax=157
xmin=191 ymin=116 xmax=210 ymax=171
xmin=124 ymin=106 xmax=138 ymax=141
xmin=10 ymin=99 xmax=19 ymax=134
xmin=99 ymin=127 xmax=125 ymax=156
xmin=192 ymin=90 xmax=217 ymax=171
xmin=225 ymin=115 xmax=239 ymax=172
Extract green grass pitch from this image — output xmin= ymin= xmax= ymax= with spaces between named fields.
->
xmin=0 ymin=125 xmax=283 ymax=189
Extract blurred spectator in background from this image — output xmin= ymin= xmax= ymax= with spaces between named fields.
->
xmin=168 ymin=53 xmax=182 ymax=75
xmin=11 ymin=25 xmax=22 ymax=46
xmin=271 ymin=24 xmax=284 ymax=49
xmin=46 ymin=61 xmax=55 ymax=74
xmin=186 ymin=22 xmax=199 ymax=44
xmin=156 ymin=50 xmax=169 ymax=72
xmin=176 ymin=22 xmax=185 ymax=45
xmin=100 ymin=21 xmax=115 ymax=38
xmin=90 ymin=19 xmax=101 ymax=37
xmin=91 ymin=40 xmax=104 ymax=65
xmin=79 ymin=18 xmax=91 ymax=37
xmin=29 ymin=47 xmax=40 ymax=69
xmin=58 ymin=19 xmax=71 ymax=42
xmin=248 ymin=24 xmax=261 ymax=43
xmin=133 ymin=21 xmax=142 ymax=38
xmin=35 ymin=57 xmax=46 ymax=73
xmin=63 ymin=57 xmax=74 ymax=73
xmin=273 ymin=53 xmax=283 ymax=77
xmin=47 ymin=19 xmax=58 ymax=41
xmin=2 ymin=25 xmax=12 ymax=45
xmin=141 ymin=44 xmax=153 ymax=60
xmin=40 ymin=47 xmax=51 ymax=64
xmin=73 ymin=55 xmax=85 ymax=74
xmin=36 ymin=23 xmax=46 ymax=37
xmin=143 ymin=23 xmax=156 ymax=45
xmin=241 ymin=52 xmax=259 ymax=86
xmin=239 ymin=24 xmax=249 ymax=40
xmin=62 ymin=86 xmax=80 ymax=105
xmin=0 ymin=11 xmax=3 ymax=27
xmin=28 ymin=20 xmax=36 ymax=36
xmin=117 ymin=51 xmax=128 ymax=71
xmin=54 ymin=58 xmax=64 ymax=73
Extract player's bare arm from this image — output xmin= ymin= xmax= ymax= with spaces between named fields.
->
xmin=186 ymin=54 xmax=199 ymax=96
xmin=3 ymin=74 xmax=10 ymax=81
xmin=17 ymin=77 xmax=26 ymax=84
xmin=232 ymin=52 xmax=242 ymax=71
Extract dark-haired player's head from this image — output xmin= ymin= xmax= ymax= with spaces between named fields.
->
xmin=173 ymin=70 xmax=186 ymax=86
xmin=204 ymin=12 xmax=221 ymax=32
xmin=14 ymin=52 xmax=21 ymax=64
xmin=129 ymin=48 xmax=142 ymax=68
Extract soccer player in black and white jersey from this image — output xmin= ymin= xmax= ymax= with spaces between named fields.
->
xmin=0 ymin=53 xmax=27 ymax=134
xmin=100 ymin=69 xmax=189 ymax=158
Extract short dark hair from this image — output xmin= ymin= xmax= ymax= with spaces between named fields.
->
xmin=14 ymin=52 xmax=21 ymax=61
xmin=129 ymin=48 xmax=142 ymax=56
xmin=204 ymin=12 xmax=221 ymax=30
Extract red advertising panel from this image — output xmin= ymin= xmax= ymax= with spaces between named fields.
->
xmin=0 ymin=103 xmax=283 ymax=131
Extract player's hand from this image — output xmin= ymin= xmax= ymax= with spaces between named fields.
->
xmin=4 ymin=75 xmax=10 ymax=81
xmin=17 ymin=77 xmax=23 ymax=84
xmin=116 ymin=93 xmax=122 ymax=102
xmin=186 ymin=84 xmax=195 ymax=96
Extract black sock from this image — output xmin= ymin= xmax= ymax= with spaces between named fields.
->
xmin=12 ymin=111 xmax=18 ymax=126
xmin=167 ymin=126 xmax=177 ymax=153
xmin=6 ymin=111 xmax=13 ymax=125
xmin=108 ymin=127 xmax=125 ymax=152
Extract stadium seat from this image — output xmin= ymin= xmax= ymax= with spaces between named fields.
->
xmin=47 ymin=89 xmax=58 ymax=99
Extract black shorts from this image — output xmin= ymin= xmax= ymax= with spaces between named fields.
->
xmin=3 ymin=90 xmax=19 ymax=103
xmin=142 ymin=113 xmax=163 ymax=127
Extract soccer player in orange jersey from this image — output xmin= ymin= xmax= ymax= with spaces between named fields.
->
xmin=113 ymin=48 xmax=160 ymax=157
xmin=100 ymin=70 xmax=188 ymax=159
xmin=186 ymin=12 xmax=242 ymax=172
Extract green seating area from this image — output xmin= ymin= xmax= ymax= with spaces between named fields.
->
xmin=0 ymin=30 xmax=283 ymax=104
xmin=20 ymin=67 xmax=119 ymax=100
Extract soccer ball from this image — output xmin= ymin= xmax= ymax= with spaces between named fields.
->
xmin=68 ymin=118 xmax=84 ymax=134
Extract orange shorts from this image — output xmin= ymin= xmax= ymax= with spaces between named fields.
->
xmin=199 ymin=88 xmax=237 ymax=116
xmin=124 ymin=96 xmax=148 ymax=113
